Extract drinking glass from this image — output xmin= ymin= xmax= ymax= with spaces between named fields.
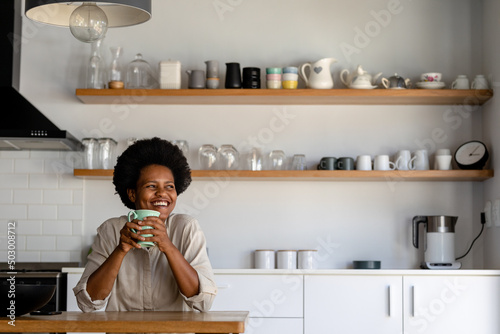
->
xmin=268 ymin=150 xmax=287 ymax=170
xmin=172 ymin=140 xmax=189 ymax=157
xmin=217 ymin=145 xmax=239 ymax=170
xmin=290 ymin=154 xmax=307 ymax=170
xmin=198 ymin=144 xmax=218 ymax=170
xmin=246 ymin=147 xmax=263 ymax=171
xmin=98 ymin=138 xmax=117 ymax=169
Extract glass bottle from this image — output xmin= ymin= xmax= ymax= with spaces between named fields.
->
xmin=108 ymin=46 xmax=124 ymax=89
xmin=86 ymin=40 xmax=105 ymax=89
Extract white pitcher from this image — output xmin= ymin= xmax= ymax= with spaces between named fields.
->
xmin=299 ymin=57 xmax=337 ymax=89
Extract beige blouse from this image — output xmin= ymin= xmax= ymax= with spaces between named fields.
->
xmin=74 ymin=214 xmax=217 ymax=312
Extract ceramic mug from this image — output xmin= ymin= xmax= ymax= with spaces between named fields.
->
xmin=451 ymin=75 xmax=469 ymax=89
xmin=409 ymin=149 xmax=430 ymax=170
xmin=277 ymin=250 xmax=297 ymax=269
xmin=356 ymin=155 xmax=372 ymax=170
xmin=373 ymin=155 xmax=395 ymax=171
xmin=336 ymin=157 xmax=355 ymax=170
xmin=186 ymin=70 xmax=205 ymax=89
xmin=471 ymin=75 xmax=489 ymax=89
xmin=395 ymin=150 xmax=412 ymax=170
xmin=128 ymin=209 xmax=160 ymax=247
xmin=433 ymin=148 xmax=451 ymax=169
xmin=318 ymin=157 xmax=337 ymax=170
xmin=435 ymin=155 xmax=452 ymax=170
xmin=254 ymin=250 xmax=275 ymax=269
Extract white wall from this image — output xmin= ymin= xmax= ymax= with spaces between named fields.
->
xmin=1 ymin=0 xmax=493 ymax=269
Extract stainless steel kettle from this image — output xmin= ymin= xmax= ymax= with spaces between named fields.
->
xmin=412 ymin=215 xmax=461 ymax=269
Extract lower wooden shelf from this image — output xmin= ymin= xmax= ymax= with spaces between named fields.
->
xmin=73 ymin=169 xmax=493 ymax=181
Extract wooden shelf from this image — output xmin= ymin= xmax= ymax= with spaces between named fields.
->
xmin=75 ymin=88 xmax=493 ymax=105
xmin=74 ymin=169 xmax=493 ymax=181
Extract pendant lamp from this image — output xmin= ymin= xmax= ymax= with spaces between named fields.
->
xmin=25 ymin=1 xmax=152 ymax=43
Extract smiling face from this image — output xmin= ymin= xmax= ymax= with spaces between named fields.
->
xmin=127 ymin=164 xmax=177 ymax=221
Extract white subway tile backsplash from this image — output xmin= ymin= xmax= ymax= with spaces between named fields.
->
xmin=28 ymin=205 xmax=58 ymax=220
xmin=0 ymin=190 xmax=12 ymax=203
xmin=14 ymin=189 xmax=43 ymax=204
xmin=0 ymin=174 xmax=29 ymax=189
xmin=29 ymin=174 xmax=59 ymax=189
xmin=59 ymin=174 xmax=83 ymax=189
xmin=15 ymin=159 xmax=44 ymax=174
xmin=43 ymin=220 xmax=72 ymax=235
xmin=15 ymin=220 xmax=42 ymax=235
xmin=0 ymin=152 xmax=86 ymax=262
xmin=58 ymin=205 xmax=83 ymax=220
xmin=43 ymin=190 xmax=73 ymax=204
xmin=57 ymin=236 xmax=82 ymax=251
xmin=0 ymin=159 xmax=14 ymax=173
xmin=16 ymin=251 xmax=41 ymax=262
xmin=41 ymin=251 xmax=71 ymax=262
xmin=0 ymin=204 xmax=27 ymax=219
xmin=26 ymin=236 xmax=56 ymax=250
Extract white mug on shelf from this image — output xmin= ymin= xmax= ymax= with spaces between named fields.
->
xmin=373 ymin=155 xmax=395 ymax=171
xmin=435 ymin=155 xmax=452 ymax=170
xmin=471 ymin=75 xmax=489 ymax=89
xmin=394 ymin=150 xmax=411 ymax=170
xmin=451 ymin=75 xmax=469 ymax=89
xmin=409 ymin=149 xmax=430 ymax=170
xmin=433 ymin=148 xmax=452 ymax=169
xmin=356 ymin=155 xmax=372 ymax=170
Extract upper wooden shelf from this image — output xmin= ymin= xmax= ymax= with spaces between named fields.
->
xmin=75 ymin=88 xmax=493 ymax=105
xmin=74 ymin=169 xmax=493 ymax=181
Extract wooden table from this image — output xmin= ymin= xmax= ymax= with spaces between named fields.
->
xmin=0 ymin=311 xmax=249 ymax=333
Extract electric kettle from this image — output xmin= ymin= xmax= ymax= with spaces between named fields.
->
xmin=412 ymin=215 xmax=461 ymax=269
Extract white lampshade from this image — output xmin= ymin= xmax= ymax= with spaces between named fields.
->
xmin=25 ymin=0 xmax=152 ymax=28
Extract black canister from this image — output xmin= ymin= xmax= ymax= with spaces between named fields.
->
xmin=242 ymin=67 xmax=261 ymax=89
xmin=225 ymin=63 xmax=242 ymax=88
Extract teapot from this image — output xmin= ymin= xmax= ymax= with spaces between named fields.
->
xmin=340 ymin=65 xmax=382 ymax=88
xmin=298 ymin=57 xmax=337 ymax=89
xmin=381 ymin=73 xmax=411 ymax=89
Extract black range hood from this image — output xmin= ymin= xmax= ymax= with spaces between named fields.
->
xmin=0 ymin=0 xmax=81 ymax=151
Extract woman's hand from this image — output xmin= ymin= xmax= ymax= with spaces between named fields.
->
xmin=135 ymin=216 xmax=174 ymax=253
xmin=119 ymin=219 xmax=148 ymax=252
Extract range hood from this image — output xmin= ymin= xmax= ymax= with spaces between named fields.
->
xmin=0 ymin=0 xmax=81 ymax=151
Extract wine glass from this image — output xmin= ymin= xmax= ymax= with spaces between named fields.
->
xmin=217 ymin=145 xmax=239 ymax=170
xmin=198 ymin=144 xmax=218 ymax=170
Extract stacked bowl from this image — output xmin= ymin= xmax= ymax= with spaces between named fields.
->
xmin=282 ymin=66 xmax=298 ymax=89
xmin=266 ymin=67 xmax=282 ymax=89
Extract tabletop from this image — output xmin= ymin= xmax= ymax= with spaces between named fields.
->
xmin=0 ymin=311 xmax=249 ymax=333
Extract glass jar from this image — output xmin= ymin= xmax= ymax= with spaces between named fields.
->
xmin=81 ymin=138 xmax=98 ymax=169
xmin=126 ymin=53 xmax=157 ymax=89
xmin=98 ymin=138 xmax=117 ymax=169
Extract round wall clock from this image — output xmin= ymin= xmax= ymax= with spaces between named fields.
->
xmin=454 ymin=140 xmax=489 ymax=170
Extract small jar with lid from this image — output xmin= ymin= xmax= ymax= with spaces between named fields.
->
xmin=98 ymin=138 xmax=117 ymax=169
xmin=126 ymin=53 xmax=157 ymax=89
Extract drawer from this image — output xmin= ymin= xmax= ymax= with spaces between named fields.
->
xmin=211 ymin=274 xmax=303 ymax=318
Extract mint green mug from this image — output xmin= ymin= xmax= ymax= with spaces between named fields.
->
xmin=128 ymin=209 xmax=160 ymax=247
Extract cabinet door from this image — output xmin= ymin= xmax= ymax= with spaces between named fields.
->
xmin=404 ymin=275 xmax=500 ymax=334
xmin=211 ymin=274 xmax=303 ymax=318
xmin=304 ymin=275 xmax=402 ymax=334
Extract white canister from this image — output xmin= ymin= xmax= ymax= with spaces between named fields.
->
xmin=159 ymin=60 xmax=181 ymax=89
xmin=277 ymin=250 xmax=297 ymax=269
xmin=254 ymin=250 xmax=275 ymax=269
xmin=298 ymin=250 xmax=317 ymax=269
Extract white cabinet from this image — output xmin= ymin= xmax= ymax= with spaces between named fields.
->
xmin=403 ymin=275 xmax=500 ymax=334
xmin=304 ymin=273 xmax=500 ymax=334
xmin=304 ymin=275 xmax=403 ymax=334
xmin=211 ymin=274 xmax=304 ymax=334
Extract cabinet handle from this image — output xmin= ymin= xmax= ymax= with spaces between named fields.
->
xmin=217 ymin=284 xmax=231 ymax=289
xmin=411 ymin=285 xmax=416 ymax=317
xmin=387 ymin=285 xmax=393 ymax=317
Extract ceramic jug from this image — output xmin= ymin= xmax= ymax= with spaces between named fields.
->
xmin=299 ymin=57 xmax=337 ymax=89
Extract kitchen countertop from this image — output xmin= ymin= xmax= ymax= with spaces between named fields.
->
xmin=0 ymin=311 xmax=248 ymax=333
xmin=62 ymin=267 xmax=500 ymax=276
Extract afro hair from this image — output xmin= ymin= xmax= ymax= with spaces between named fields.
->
xmin=113 ymin=137 xmax=192 ymax=209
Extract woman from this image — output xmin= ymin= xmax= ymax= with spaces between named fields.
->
xmin=74 ymin=137 xmax=217 ymax=312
